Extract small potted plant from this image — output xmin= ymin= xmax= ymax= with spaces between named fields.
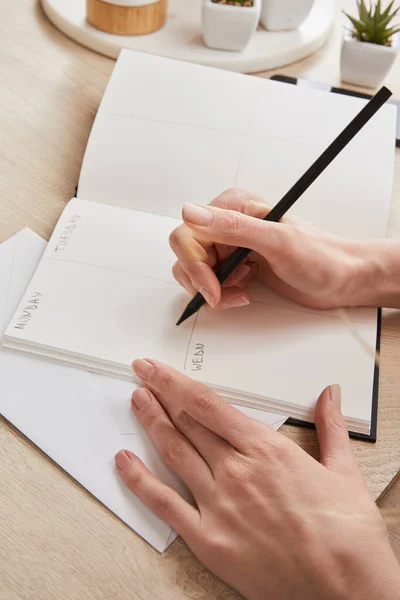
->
xmin=341 ymin=0 xmax=400 ymax=88
xmin=202 ymin=0 xmax=261 ymax=52
xmin=260 ymin=0 xmax=315 ymax=31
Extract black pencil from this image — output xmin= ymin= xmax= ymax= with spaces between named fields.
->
xmin=176 ymin=86 xmax=392 ymax=326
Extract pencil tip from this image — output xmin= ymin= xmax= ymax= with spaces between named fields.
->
xmin=176 ymin=304 xmax=195 ymax=326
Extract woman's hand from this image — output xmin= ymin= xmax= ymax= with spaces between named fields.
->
xmin=115 ymin=360 xmax=400 ymax=600
xmin=169 ymin=188 xmax=383 ymax=310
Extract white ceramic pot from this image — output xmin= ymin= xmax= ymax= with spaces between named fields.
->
xmin=202 ymin=0 xmax=261 ymax=52
xmin=99 ymin=0 xmax=158 ymax=4
xmin=340 ymin=30 xmax=399 ymax=88
xmin=260 ymin=0 xmax=315 ymax=31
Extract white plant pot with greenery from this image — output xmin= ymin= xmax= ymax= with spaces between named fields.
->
xmin=202 ymin=0 xmax=261 ymax=52
xmin=340 ymin=0 xmax=400 ymax=88
xmin=260 ymin=0 xmax=315 ymax=31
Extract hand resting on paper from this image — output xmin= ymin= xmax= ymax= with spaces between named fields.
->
xmin=169 ymin=187 xmax=400 ymax=310
xmin=115 ymin=360 xmax=400 ymax=600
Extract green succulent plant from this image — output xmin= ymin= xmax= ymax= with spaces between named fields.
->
xmin=344 ymin=0 xmax=400 ymax=45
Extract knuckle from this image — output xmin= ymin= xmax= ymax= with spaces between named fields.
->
xmin=168 ymin=226 xmax=184 ymax=253
xmin=220 ymin=211 xmax=243 ymax=235
xmin=168 ymin=230 xmax=178 ymax=250
xmin=172 ymin=261 xmax=186 ymax=286
xmin=140 ymin=408 xmax=159 ymax=429
xmin=125 ymin=468 xmax=142 ymax=490
xmin=317 ymin=406 xmax=348 ymax=438
xmin=213 ymin=187 xmax=267 ymax=216
xmin=172 ymin=261 xmax=182 ymax=280
xmin=219 ymin=454 xmax=248 ymax=481
xmin=224 ymin=186 xmax=241 ymax=197
xmin=174 ymin=410 xmax=196 ymax=431
xmin=329 ymin=414 xmax=348 ymax=437
xmin=164 ymin=438 xmax=188 ymax=466
xmin=172 ymin=262 xmax=193 ymax=293
xmin=192 ymin=390 xmax=217 ymax=420
xmin=154 ymin=494 xmax=172 ymax=516
xmin=212 ymin=187 xmax=241 ymax=208
xmin=203 ymin=532 xmax=231 ymax=556
xmin=256 ymin=436 xmax=293 ymax=462
xmin=155 ymin=366 xmax=174 ymax=391
xmin=272 ymin=438 xmax=293 ymax=460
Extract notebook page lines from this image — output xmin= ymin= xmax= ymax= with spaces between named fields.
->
xmin=47 ymin=256 xmax=178 ymax=288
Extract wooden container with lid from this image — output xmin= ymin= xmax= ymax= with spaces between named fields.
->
xmin=86 ymin=0 xmax=167 ymax=35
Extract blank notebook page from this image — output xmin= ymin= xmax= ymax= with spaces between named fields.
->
xmin=78 ymin=50 xmax=396 ymax=240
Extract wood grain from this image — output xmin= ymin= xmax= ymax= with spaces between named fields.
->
xmin=0 ymin=1 xmax=399 ymax=598
xmin=86 ymin=0 xmax=167 ymax=35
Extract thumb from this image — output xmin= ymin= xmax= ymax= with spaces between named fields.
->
xmin=182 ymin=203 xmax=290 ymax=261
xmin=314 ymin=385 xmax=359 ymax=474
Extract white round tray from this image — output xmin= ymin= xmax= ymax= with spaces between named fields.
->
xmin=41 ymin=0 xmax=336 ymax=73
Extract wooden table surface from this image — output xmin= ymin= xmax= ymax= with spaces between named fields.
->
xmin=0 ymin=1 xmax=399 ymax=599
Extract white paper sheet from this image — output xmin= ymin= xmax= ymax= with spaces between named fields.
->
xmin=0 ymin=229 xmax=286 ymax=552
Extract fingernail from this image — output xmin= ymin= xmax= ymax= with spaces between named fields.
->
xmin=115 ymin=450 xmax=132 ymax=471
xmin=224 ymin=296 xmax=249 ymax=308
xmin=199 ymin=287 xmax=215 ymax=307
xmin=183 ymin=204 xmax=213 ymax=226
xmin=329 ymin=384 xmax=342 ymax=409
xmin=132 ymin=359 xmax=154 ymax=379
xmin=132 ymin=388 xmax=151 ymax=410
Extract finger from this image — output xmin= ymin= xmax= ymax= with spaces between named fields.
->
xmin=162 ymin=406 xmax=232 ymax=471
xmin=222 ymin=260 xmax=258 ymax=288
xmin=169 ymin=190 xmax=271 ymax=306
xmin=172 ymin=261 xmax=197 ymax=295
xmin=115 ymin=449 xmax=200 ymax=539
xmin=180 ymin=257 xmax=255 ymax=294
xmin=170 ymin=188 xmax=272 ymax=265
xmin=314 ymin=385 xmax=360 ymax=475
xmin=170 ymin=225 xmax=220 ymax=306
xmin=208 ymin=189 xmax=273 ymax=266
xmin=179 ymin=260 xmax=221 ymax=308
xmin=209 ymin=187 xmax=272 ymax=217
xmin=132 ymin=359 xmax=273 ymax=453
xmin=131 ymin=388 xmax=214 ymax=495
xmin=208 ymin=187 xmax=296 ymax=226
xmin=169 ymin=223 xmax=215 ymax=264
xmin=182 ymin=203 xmax=295 ymax=266
xmin=173 ymin=261 xmax=250 ymax=309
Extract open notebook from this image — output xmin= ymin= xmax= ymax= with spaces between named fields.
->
xmin=3 ymin=50 xmax=396 ymax=438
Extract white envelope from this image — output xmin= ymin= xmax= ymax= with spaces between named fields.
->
xmin=0 ymin=229 xmax=286 ymax=552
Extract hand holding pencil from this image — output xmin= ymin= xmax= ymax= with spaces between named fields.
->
xmin=170 ymin=187 xmax=378 ymax=312
xmin=174 ymin=86 xmax=392 ymax=325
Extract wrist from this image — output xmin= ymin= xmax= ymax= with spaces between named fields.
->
xmin=344 ymin=533 xmax=400 ymax=600
xmin=355 ymin=556 xmax=400 ymax=600
xmin=349 ymin=239 xmax=400 ymax=308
